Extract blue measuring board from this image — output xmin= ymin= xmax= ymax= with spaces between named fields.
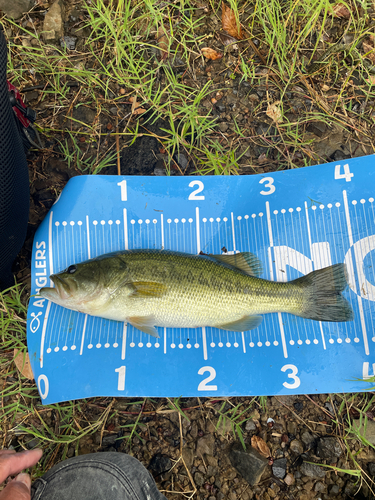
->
xmin=27 ymin=155 xmax=375 ymax=404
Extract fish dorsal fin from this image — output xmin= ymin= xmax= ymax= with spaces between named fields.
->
xmin=211 ymin=252 xmax=262 ymax=277
xmin=128 ymin=315 xmax=159 ymax=338
xmin=130 ymin=281 xmax=167 ymax=298
xmin=216 ymin=315 xmax=263 ymax=332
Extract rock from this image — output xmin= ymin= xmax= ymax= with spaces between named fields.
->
xmin=245 ymin=419 xmax=256 ymax=432
xmin=293 ymin=401 xmax=304 ymax=412
xmin=290 ymin=439 xmax=304 ymax=455
xmin=368 ymin=462 xmax=375 ymax=477
xmin=219 ymin=122 xmax=228 ymax=132
xmin=60 ymin=36 xmax=77 ymax=50
xmin=314 ymin=481 xmax=325 ymax=493
xmin=301 ymin=431 xmax=315 ymax=447
xmin=284 ymin=473 xmax=295 ymax=485
xmin=43 ymin=0 xmax=65 ymax=41
xmin=182 ymin=447 xmax=194 ymax=469
xmin=272 ymin=458 xmax=287 ymax=479
xmin=357 ymin=448 xmax=375 ymax=461
xmin=300 ymin=462 xmax=325 ymax=479
xmin=316 ymin=437 xmax=342 ymax=461
xmin=148 ymin=453 xmax=172 ymax=475
xmin=0 ymin=0 xmax=31 ymax=19
xmin=26 ymin=437 xmax=40 ymax=449
xmin=194 ymin=471 xmax=205 ymax=487
xmin=229 ymin=442 xmax=268 ymax=486
xmin=102 ymin=435 xmax=118 ymax=447
xmin=353 ymin=418 xmax=375 ymax=446
xmin=196 ymin=434 xmax=215 ymax=457
xmin=329 ymin=484 xmax=340 ymax=496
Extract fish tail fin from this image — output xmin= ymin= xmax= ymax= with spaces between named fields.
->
xmin=291 ymin=264 xmax=353 ymax=322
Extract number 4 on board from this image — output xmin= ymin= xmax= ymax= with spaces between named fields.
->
xmin=334 ymin=164 xmax=353 ymax=182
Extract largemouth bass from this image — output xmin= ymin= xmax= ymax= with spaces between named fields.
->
xmin=39 ymin=250 xmax=353 ymax=338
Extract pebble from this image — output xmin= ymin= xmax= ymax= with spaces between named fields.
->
xmin=301 ymin=431 xmax=315 ymax=446
xmin=314 ymin=481 xmax=325 ymax=493
xmin=329 ymin=484 xmax=340 ymax=496
xmin=219 ymin=122 xmax=229 ymax=132
xmin=229 ymin=442 xmax=268 ymax=486
xmin=194 ymin=471 xmax=205 ymax=486
xmin=245 ymin=420 xmax=256 ymax=432
xmin=284 ymin=473 xmax=295 ymax=485
xmin=60 ymin=36 xmax=77 ymax=50
xmin=196 ymin=434 xmax=215 ymax=456
xmin=368 ymin=462 xmax=375 ymax=476
xmin=272 ymin=458 xmax=287 ymax=479
xmin=148 ymin=453 xmax=172 ymax=475
xmin=300 ymin=462 xmax=325 ymax=479
xmin=289 ymin=439 xmax=304 ymax=455
xmin=316 ymin=437 xmax=342 ymax=461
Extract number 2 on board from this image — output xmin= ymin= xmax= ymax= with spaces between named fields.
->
xmin=188 ymin=181 xmax=205 ymax=200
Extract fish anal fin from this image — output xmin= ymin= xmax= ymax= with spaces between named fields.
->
xmin=211 ymin=252 xmax=262 ymax=277
xmin=216 ymin=315 xmax=263 ymax=332
xmin=128 ymin=315 xmax=160 ymax=338
xmin=131 ymin=281 xmax=167 ymax=298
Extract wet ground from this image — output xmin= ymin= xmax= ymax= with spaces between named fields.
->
xmin=1 ymin=0 xmax=375 ymax=498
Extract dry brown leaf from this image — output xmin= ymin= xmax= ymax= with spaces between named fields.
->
xmin=332 ymin=3 xmax=351 ymax=18
xmin=251 ymin=435 xmax=271 ymax=458
xmin=363 ymin=40 xmax=375 ymax=64
xmin=266 ymin=101 xmax=283 ymax=123
xmin=157 ymin=26 xmax=169 ymax=61
xmin=129 ymin=96 xmax=146 ymax=115
xmin=366 ymin=75 xmax=375 ymax=85
xmin=201 ymin=47 xmax=223 ymax=61
xmin=222 ymin=2 xmax=243 ymax=40
xmin=14 ymin=349 xmax=34 ymax=380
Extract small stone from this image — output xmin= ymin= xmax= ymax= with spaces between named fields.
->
xmin=353 ymin=419 xmax=375 ymax=446
xmin=0 ymin=0 xmax=31 ymax=19
xmin=149 ymin=453 xmax=172 ymax=475
xmin=284 ymin=473 xmax=295 ymax=485
xmin=293 ymin=401 xmax=304 ymax=412
xmin=245 ymin=420 xmax=256 ymax=432
xmin=43 ymin=0 xmax=65 ymax=41
xmin=300 ymin=462 xmax=325 ymax=479
xmin=272 ymin=458 xmax=287 ymax=479
xmin=26 ymin=437 xmax=40 ymax=449
xmin=219 ymin=122 xmax=228 ymax=132
xmin=60 ymin=36 xmax=77 ymax=50
xmin=290 ymin=439 xmax=304 ymax=455
xmin=182 ymin=447 xmax=194 ymax=469
xmin=368 ymin=462 xmax=375 ymax=476
xmin=314 ymin=481 xmax=325 ymax=493
xmin=194 ymin=471 xmax=205 ymax=487
xmin=229 ymin=442 xmax=268 ymax=486
xmin=301 ymin=431 xmax=315 ymax=446
xmin=102 ymin=435 xmax=118 ymax=447
xmin=196 ymin=434 xmax=215 ymax=457
xmin=316 ymin=437 xmax=342 ymax=461
xmin=329 ymin=484 xmax=340 ymax=496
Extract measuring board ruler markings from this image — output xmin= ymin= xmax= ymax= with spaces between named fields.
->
xmin=28 ymin=155 xmax=375 ymax=403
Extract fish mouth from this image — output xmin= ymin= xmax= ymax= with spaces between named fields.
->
xmin=49 ymin=274 xmax=73 ymax=300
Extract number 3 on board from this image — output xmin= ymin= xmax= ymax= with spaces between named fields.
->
xmin=259 ymin=177 xmax=275 ymax=195
xmin=281 ymin=364 xmax=301 ymax=389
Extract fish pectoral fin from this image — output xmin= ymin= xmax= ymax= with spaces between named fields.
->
xmin=216 ymin=315 xmax=263 ymax=332
xmin=128 ymin=315 xmax=160 ymax=338
xmin=210 ymin=252 xmax=262 ymax=277
xmin=130 ymin=281 xmax=167 ymax=298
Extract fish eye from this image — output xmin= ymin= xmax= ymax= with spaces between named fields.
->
xmin=67 ymin=265 xmax=77 ymax=274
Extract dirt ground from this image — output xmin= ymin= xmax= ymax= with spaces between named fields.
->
xmin=1 ymin=0 xmax=375 ymax=498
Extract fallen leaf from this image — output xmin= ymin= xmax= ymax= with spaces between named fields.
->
xmin=332 ymin=3 xmax=351 ymax=18
xmin=129 ymin=96 xmax=146 ymax=115
xmin=222 ymin=2 xmax=243 ymax=40
xmin=14 ymin=349 xmax=34 ymax=380
xmin=251 ymin=435 xmax=271 ymax=458
xmin=201 ymin=47 xmax=223 ymax=60
xmin=363 ymin=39 xmax=375 ymax=64
xmin=218 ymin=32 xmax=239 ymax=47
xmin=266 ymin=101 xmax=283 ymax=123
xmin=157 ymin=25 xmax=169 ymax=61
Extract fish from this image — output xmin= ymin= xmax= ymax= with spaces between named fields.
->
xmin=39 ymin=250 xmax=354 ymax=338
